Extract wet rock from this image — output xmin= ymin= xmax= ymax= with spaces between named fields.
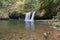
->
xmin=19 ymin=36 xmax=23 ymax=39
xmin=43 ymin=32 xmax=50 ymax=38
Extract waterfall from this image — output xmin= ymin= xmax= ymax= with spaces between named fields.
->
xmin=30 ymin=11 xmax=35 ymax=21
xmin=25 ymin=11 xmax=35 ymax=21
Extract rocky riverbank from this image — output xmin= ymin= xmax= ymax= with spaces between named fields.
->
xmin=52 ymin=22 xmax=60 ymax=33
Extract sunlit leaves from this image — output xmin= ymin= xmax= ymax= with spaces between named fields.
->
xmin=53 ymin=0 xmax=60 ymax=4
xmin=23 ymin=0 xmax=41 ymax=11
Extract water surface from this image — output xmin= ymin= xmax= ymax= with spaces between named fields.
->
xmin=0 ymin=20 xmax=59 ymax=40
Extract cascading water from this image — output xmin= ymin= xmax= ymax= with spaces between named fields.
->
xmin=25 ymin=11 xmax=35 ymax=21
xmin=25 ymin=12 xmax=31 ymax=21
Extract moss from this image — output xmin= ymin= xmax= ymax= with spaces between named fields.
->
xmin=56 ymin=22 xmax=60 ymax=27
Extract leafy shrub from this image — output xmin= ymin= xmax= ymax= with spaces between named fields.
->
xmin=53 ymin=11 xmax=60 ymax=19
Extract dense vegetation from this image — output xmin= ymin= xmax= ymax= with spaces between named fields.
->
xmin=0 ymin=0 xmax=60 ymax=19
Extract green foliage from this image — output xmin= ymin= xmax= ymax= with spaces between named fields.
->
xmin=0 ymin=0 xmax=60 ymax=19
xmin=0 ymin=0 xmax=15 ymax=18
xmin=23 ymin=0 xmax=41 ymax=11
xmin=53 ymin=11 xmax=60 ymax=19
xmin=53 ymin=0 xmax=60 ymax=4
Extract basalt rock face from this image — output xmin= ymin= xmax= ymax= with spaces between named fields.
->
xmin=7 ymin=11 xmax=57 ymax=20
xmin=19 ymin=13 xmax=25 ymax=20
xmin=8 ymin=11 xmax=25 ymax=20
xmin=34 ymin=9 xmax=57 ymax=20
xmin=8 ymin=11 xmax=20 ymax=19
xmin=8 ymin=10 xmax=57 ymax=20
xmin=35 ymin=13 xmax=57 ymax=20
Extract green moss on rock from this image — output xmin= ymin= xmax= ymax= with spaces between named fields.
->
xmin=56 ymin=22 xmax=60 ymax=27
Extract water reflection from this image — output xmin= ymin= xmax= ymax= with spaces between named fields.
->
xmin=25 ymin=21 xmax=35 ymax=31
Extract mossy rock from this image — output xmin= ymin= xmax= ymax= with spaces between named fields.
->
xmin=56 ymin=22 xmax=60 ymax=27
